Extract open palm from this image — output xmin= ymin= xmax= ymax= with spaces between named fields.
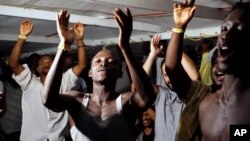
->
xmin=173 ymin=0 xmax=196 ymax=28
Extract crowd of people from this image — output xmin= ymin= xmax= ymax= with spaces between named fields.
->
xmin=0 ymin=0 xmax=250 ymax=141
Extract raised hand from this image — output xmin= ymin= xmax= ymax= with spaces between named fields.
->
xmin=150 ymin=34 xmax=164 ymax=56
xmin=74 ymin=22 xmax=85 ymax=40
xmin=114 ymin=8 xmax=132 ymax=49
xmin=173 ymin=0 xmax=196 ymax=28
xmin=56 ymin=9 xmax=74 ymax=45
xmin=20 ymin=19 xmax=33 ymax=36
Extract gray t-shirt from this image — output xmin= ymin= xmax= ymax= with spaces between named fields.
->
xmin=154 ymin=86 xmax=185 ymax=141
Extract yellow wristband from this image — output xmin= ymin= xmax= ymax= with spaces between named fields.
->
xmin=172 ymin=28 xmax=184 ymax=33
xmin=58 ymin=42 xmax=71 ymax=51
xmin=18 ymin=35 xmax=27 ymax=40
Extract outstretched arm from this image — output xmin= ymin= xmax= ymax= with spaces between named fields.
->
xmin=181 ymin=52 xmax=200 ymax=81
xmin=143 ymin=34 xmax=163 ymax=76
xmin=164 ymin=0 xmax=196 ymax=99
xmin=42 ymin=10 xmax=81 ymax=114
xmin=9 ymin=20 xmax=33 ymax=75
xmin=72 ymin=22 xmax=87 ymax=76
xmin=114 ymin=8 xmax=156 ymax=110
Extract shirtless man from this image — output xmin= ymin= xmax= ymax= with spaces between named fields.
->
xmin=199 ymin=2 xmax=250 ymax=141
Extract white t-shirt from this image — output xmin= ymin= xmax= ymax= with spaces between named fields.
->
xmin=13 ymin=64 xmax=78 ymax=141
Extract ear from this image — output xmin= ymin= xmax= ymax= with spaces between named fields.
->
xmin=88 ymin=70 xmax=92 ymax=77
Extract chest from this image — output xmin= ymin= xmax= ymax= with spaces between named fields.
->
xmin=200 ymin=94 xmax=250 ymax=141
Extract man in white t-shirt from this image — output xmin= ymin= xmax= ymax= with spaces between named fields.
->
xmin=9 ymin=14 xmax=87 ymax=141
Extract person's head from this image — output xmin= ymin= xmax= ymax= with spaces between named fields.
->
xmin=211 ymin=49 xmax=224 ymax=91
xmin=141 ymin=110 xmax=154 ymax=128
xmin=160 ymin=60 xmax=172 ymax=89
xmin=217 ymin=2 xmax=250 ymax=75
xmin=201 ymin=39 xmax=213 ymax=53
xmin=36 ymin=54 xmax=54 ymax=76
xmin=89 ymin=49 xmax=122 ymax=85
xmin=27 ymin=53 xmax=40 ymax=76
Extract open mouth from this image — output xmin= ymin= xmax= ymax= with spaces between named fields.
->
xmin=218 ymin=45 xmax=233 ymax=62
xmin=215 ymin=70 xmax=224 ymax=81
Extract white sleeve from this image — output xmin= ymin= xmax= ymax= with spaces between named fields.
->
xmin=70 ymin=125 xmax=90 ymax=141
xmin=12 ymin=64 xmax=33 ymax=91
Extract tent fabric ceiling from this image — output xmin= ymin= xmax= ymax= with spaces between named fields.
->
xmin=0 ymin=0 xmax=242 ymax=57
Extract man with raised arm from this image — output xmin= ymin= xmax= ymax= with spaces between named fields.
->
xmin=163 ymin=0 xmax=212 ymax=140
xmin=8 ymin=10 xmax=86 ymax=141
xmin=42 ymin=8 xmax=155 ymax=141
xmin=142 ymin=32 xmax=201 ymax=141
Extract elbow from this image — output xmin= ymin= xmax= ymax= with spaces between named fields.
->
xmin=190 ymin=73 xmax=201 ymax=81
xmin=8 ymin=61 xmax=18 ymax=69
xmin=79 ymin=63 xmax=87 ymax=71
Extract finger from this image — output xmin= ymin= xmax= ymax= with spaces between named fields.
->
xmin=115 ymin=8 xmax=126 ymax=23
xmin=182 ymin=0 xmax=187 ymax=6
xmin=152 ymin=35 xmax=157 ymax=43
xmin=156 ymin=34 xmax=161 ymax=42
xmin=56 ymin=14 xmax=61 ymax=33
xmin=152 ymin=34 xmax=157 ymax=44
xmin=125 ymin=7 xmax=132 ymax=22
xmin=66 ymin=11 xmax=70 ymax=27
xmin=114 ymin=16 xmax=123 ymax=29
xmin=189 ymin=0 xmax=195 ymax=7
xmin=189 ymin=6 xmax=196 ymax=17
xmin=114 ymin=9 xmax=124 ymax=27
xmin=173 ymin=3 xmax=179 ymax=9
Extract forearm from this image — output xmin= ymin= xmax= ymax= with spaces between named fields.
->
xmin=142 ymin=52 xmax=157 ymax=76
xmin=120 ymin=46 xmax=156 ymax=108
xmin=72 ymin=39 xmax=86 ymax=76
xmin=165 ymin=32 xmax=184 ymax=74
xmin=181 ymin=52 xmax=200 ymax=81
xmin=165 ymin=28 xmax=191 ymax=99
xmin=42 ymin=45 xmax=67 ymax=110
xmin=9 ymin=39 xmax=25 ymax=71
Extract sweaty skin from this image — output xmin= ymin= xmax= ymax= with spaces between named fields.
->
xmin=199 ymin=4 xmax=250 ymax=141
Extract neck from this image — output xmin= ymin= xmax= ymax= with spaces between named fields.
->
xmin=221 ymin=74 xmax=243 ymax=98
xmin=40 ymin=75 xmax=46 ymax=85
xmin=92 ymin=82 xmax=117 ymax=106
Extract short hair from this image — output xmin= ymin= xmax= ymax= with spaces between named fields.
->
xmin=231 ymin=1 xmax=250 ymax=24
xmin=27 ymin=53 xmax=40 ymax=69
xmin=232 ymin=1 xmax=250 ymax=11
